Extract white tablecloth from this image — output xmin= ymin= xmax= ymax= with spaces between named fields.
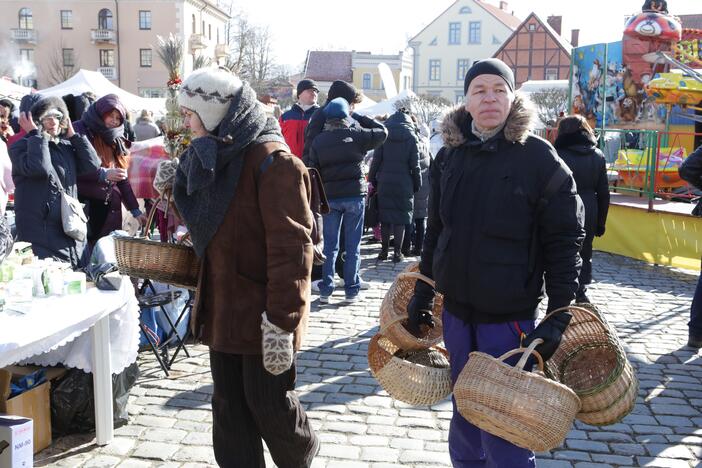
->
xmin=0 ymin=279 xmax=139 ymax=374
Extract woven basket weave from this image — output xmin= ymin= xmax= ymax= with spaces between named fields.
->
xmin=115 ymin=197 xmax=200 ymax=290
xmin=367 ymin=334 xmax=451 ymax=406
xmin=544 ymin=305 xmax=637 ymax=426
xmin=454 ymin=339 xmax=581 ymax=452
xmin=379 ymin=265 xmax=444 ymax=350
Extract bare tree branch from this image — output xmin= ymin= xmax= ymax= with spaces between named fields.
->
xmin=394 ymin=94 xmax=451 ymax=128
xmin=44 ymin=39 xmax=79 ymax=85
xmin=530 ymin=88 xmax=568 ymax=126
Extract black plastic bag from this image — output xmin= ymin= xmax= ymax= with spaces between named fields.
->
xmin=50 ymin=362 xmax=139 ymax=436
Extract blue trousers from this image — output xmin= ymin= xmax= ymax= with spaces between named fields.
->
xmin=442 ymin=309 xmax=537 ymax=468
xmin=689 ymin=271 xmax=702 ymax=337
xmin=320 ymin=197 xmax=365 ymax=298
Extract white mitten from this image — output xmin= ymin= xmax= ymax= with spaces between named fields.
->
xmin=153 ymin=159 xmax=178 ymax=196
xmin=261 ymin=311 xmax=294 ymax=375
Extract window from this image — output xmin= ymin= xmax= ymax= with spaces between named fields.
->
xmin=217 ymin=28 xmax=220 ymax=44
xmin=18 ymin=8 xmax=33 ymax=29
xmin=139 ymin=88 xmax=167 ymax=98
xmin=139 ymin=11 xmax=152 ymax=30
xmin=60 ymin=10 xmax=73 ymax=29
xmin=140 ymin=49 xmax=152 ymax=67
xmin=429 ymin=60 xmax=441 ymax=81
xmin=208 ymin=24 xmax=212 ymax=40
xmin=202 ymin=21 xmax=205 ymax=35
xmin=459 ymin=6 xmax=472 ymax=14
xmin=469 ymin=21 xmax=481 ymax=44
xmin=191 ymin=14 xmax=196 ymax=33
xmin=19 ymin=49 xmax=34 ymax=63
xmin=100 ymin=49 xmax=115 ymax=67
xmin=449 ymin=22 xmax=461 ymax=45
xmin=528 ymin=24 xmax=536 ymax=32
xmin=455 ymin=92 xmax=465 ymax=104
xmin=98 ymin=9 xmax=113 ymax=29
xmin=457 ymin=59 xmax=471 ymax=80
xmin=362 ymin=73 xmax=372 ymax=89
xmin=62 ymin=48 xmax=74 ymax=67
xmin=545 ymin=68 xmax=558 ymax=80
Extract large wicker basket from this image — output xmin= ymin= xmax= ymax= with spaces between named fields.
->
xmin=367 ymin=333 xmax=451 ymax=406
xmin=454 ymin=339 xmax=581 ymax=452
xmin=379 ymin=266 xmax=444 ymax=351
xmin=114 ymin=198 xmax=200 ymax=290
xmin=544 ymin=305 xmax=638 ymax=426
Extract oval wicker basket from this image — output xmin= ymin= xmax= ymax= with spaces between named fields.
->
xmin=543 ymin=305 xmax=637 ymax=425
xmin=454 ymin=339 xmax=581 ymax=452
xmin=379 ymin=268 xmax=444 ymax=351
xmin=114 ymin=198 xmax=200 ymax=290
xmin=367 ymin=333 xmax=451 ymax=406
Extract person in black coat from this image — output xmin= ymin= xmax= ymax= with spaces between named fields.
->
xmin=369 ymin=108 xmax=421 ymax=262
xmin=9 ymin=96 xmax=101 ymax=267
xmin=678 ymin=144 xmax=702 ymax=348
xmin=554 ymin=115 xmax=610 ymax=303
xmin=306 ymin=98 xmax=387 ymax=302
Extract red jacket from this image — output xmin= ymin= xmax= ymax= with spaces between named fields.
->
xmin=279 ymin=104 xmax=318 ymax=158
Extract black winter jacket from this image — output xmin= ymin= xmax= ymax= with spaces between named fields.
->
xmin=555 ymin=132 xmax=610 ymax=236
xmin=419 ymin=95 xmax=585 ymax=323
xmin=414 ymin=135 xmax=432 ymax=219
xmin=679 ymin=144 xmax=702 ymax=215
xmin=368 ymin=111 xmax=421 ymax=225
xmin=9 ymin=130 xmax=101 ymax=266
xmin=306 ymin=117 xmax=387 ymax=200
xmin=302 ymin=107 xmax=381 ymax=161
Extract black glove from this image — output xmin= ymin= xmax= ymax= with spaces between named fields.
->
xmin=407 ymin=279 xmax=435 ymax=335
xmin=522 ymin=311 xmax=572 ymax=361
xmin=596 ymin=225 xmax=606 ymax=237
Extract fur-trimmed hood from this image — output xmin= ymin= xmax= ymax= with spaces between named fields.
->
xmin=440 ymin=93 xmax=536 ymax=148
xmin=30 ymin=96 xmax=69 ymax=123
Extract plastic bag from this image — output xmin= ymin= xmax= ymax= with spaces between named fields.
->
xmin=151 ymin=282 xmax=190 ymax=345
xmin=50 ymin=362 xmax=139 ymax=436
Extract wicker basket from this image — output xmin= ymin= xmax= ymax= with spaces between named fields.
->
xmin=543 ymin=305 xmax=637 ymax=425
xmin=454 ymin=339 xmax=581 ymax=452
xmin=379 ymin=268 xmax=444 ymax=351
xmin=114 ymin=198 xmax=200 ymax=290
xmin=367 ymin=333 xmax=451 ymax=406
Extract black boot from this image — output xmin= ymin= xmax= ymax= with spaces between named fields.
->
xmin=392 ymin=251 xmax=404 ymax=263
xmin=377 ymin=246 xmax=388 ymax=261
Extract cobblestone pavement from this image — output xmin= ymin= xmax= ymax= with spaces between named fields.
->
xmin=35 ymin=241 xmax=702 ymax=467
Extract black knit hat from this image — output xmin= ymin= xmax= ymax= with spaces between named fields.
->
xmin=463 ymin=58 xmax=515 ymax=95
xmin=327 ymin=80 xmax=360 ymax=104
xmin=296 ymin=79 xmax=319 ymax=98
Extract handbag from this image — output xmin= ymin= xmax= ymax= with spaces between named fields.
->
xmin=53 ymin=172 xmax=88 ymax=242
xmin=365 ymin=192 xmax=379 ymax=228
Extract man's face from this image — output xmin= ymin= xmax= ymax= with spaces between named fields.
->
xmin=298 ymin=89 xmax=318 ymax=106
xmin=465 ymin=74 xmax=514 ymax=131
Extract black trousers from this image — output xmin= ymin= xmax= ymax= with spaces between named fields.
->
xmin=209 ymin=350 xmax=318 ymax=468
xmin=578 ymin=232 xmax=594 ymax=298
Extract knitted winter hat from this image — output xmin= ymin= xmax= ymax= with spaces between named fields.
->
xmin=327 ymin=80 xmax=360 ymax=104
xmin=296 ymin=79 xmax=319 ymax=98
xmin=324 ymin=97 xmax=350 ymax=119
xmin=178 ymin=67 xmax=243 ymax=132
xmin=463 ymin=58 xmax=515 ymax=95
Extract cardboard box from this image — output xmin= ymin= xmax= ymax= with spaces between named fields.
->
xmin=0 ymin=415 xmax=33 ymax=467
xmin=0 ymin=369 xmax=51 ymax=454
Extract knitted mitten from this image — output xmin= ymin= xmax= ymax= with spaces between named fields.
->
xmin=153 ymin=158 xmax=178 ymax=196
xmin=261 ymin=312 xmax=294 ymax=375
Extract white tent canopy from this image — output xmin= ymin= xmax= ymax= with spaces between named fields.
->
xmin=38 ymin=69 xmax=165 ymax=116
xmin=354 ymin=89 xmax=417 ymax=117
xmin=517 ymin=80 xmax=569 ymax=95
xmin=0 ymin=79 xmax=33 ymax=103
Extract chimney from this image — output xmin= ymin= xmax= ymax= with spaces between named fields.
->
xmin=571 ymin=29 xmax=580 ymax=47
xmin=547 ymin=15 xmax=562 ymax=36
xmin=499 ymin=1 xmax=508 ymax=10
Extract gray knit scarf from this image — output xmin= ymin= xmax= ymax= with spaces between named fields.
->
xmin=173 ymin=82 xmax=288 ymax=257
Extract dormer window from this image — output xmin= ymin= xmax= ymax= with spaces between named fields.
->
xmin=459 ymin=6 xmax=472 ymax=14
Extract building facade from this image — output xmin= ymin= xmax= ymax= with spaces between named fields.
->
xmin=492 ymin=13 xmax=573 ymax=88
xmin=0 ymin=0 xmax=229 ymax=97
xmin=351 ymin=50 xmax=413 ymax=102
xmin=407 ymin=0 xmax=521 ymax=103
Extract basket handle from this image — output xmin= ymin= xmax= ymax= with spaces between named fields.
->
xmin=142 ymin=195 xmax=164 ymax=240
xmin=539 ymin=305 xmax=602 ymax=327
xmin=397 ymin=272 xmax=436 ymax=289
xmin=497 ymin=338 xmax=545 ymax=372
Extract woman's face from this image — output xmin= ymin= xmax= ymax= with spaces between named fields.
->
xmin=41 ymin=116 xmax=60 ymax=137
xmin=102 ymin=109 xmax=123 ymax=129
xmin=181 ymin=107 xmax=208 ymax=138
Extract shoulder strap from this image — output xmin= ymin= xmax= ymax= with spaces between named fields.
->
xmin=528 ymin=164 xmax=571 ymax=274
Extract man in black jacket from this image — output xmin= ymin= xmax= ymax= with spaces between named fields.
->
xmin=407 ymin=59 xmax=585 ymax=467
xmin=306 ymin=98 xmax=387 ymax=303
xmin=679 ymin=144 xmax=702 ymax=348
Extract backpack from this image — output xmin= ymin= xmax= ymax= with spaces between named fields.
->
xmin=257 ymin=150 xmax=329 ymax=266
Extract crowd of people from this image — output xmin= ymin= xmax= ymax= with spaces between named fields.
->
xmin=0 ymin=57 xmax=621 ymax=467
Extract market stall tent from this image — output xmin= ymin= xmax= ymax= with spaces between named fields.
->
xmin=354 ymin=89 xmax=417 ymax=117
xmin=0 ymin=78 xmax=33 ymax=103
xmin=38 ymin=70 xmax=165 ymax=116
